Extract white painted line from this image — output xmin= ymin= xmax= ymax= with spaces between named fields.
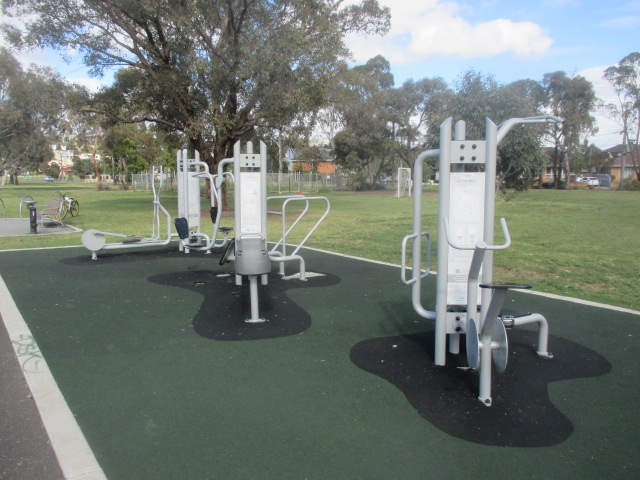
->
xmin=300 ymin=245 xmax=640 ymax=316
xmin=522 ymin=289 xmax=640 ymax=316
xmin=0 ymin=274 xmax=107 ymax=480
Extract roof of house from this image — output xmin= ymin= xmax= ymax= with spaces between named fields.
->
xmin=603 ymin=144 xmax=639 ymax=166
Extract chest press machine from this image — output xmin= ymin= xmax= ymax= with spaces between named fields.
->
xmin=401 ymin=115 xmax=562 ymax=406
xmin=175 ymin=149 xmax=233 ymax=254
xmin=213 ymin=141 xmax=330 ymax=323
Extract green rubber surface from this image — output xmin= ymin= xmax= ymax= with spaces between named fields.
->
xmin=0 ymin=245 xmax=639 ymax=479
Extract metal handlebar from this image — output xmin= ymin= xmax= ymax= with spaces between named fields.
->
xmin=401 ymin=232 xmax=431 ymax=285
xmin=443 ymin=217 xmax=511 ymax=251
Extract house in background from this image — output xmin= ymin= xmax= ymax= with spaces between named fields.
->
xmin=287 ymin=147 xmax=338 ymax=174
xmin=603 ymin=144 xmax=638 ymax=187
xmin=540 ymin=144 xmax=638 ymax=188
xmin=50 ymin=142 xmax=102 ymax=178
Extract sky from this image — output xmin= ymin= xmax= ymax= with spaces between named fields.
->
xmin=2 ymin=0 xmax=639 ymax=149
xmin=343 ymin=0 xmax=640 ymax=149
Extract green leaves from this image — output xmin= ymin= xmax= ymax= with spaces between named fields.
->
xmin=2 ymin=0 xmax=391 ymax=167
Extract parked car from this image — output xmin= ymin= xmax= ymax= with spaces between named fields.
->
xmin=595 ymin=174 xmax=611 ymax=187
xmin=541 ymin=180 xmax=565 ymax=188
xmin=584 ymin=177 xmax=599 ymax=187
xmin=44 ymin=176 xmax=55 ymax=182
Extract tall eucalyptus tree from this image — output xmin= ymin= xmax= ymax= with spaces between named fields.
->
xmin=2 ymin=0 xmax=390 ymax=169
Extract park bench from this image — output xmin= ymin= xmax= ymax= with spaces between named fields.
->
xmin=37 ymin=198 xmax=64 ymax=226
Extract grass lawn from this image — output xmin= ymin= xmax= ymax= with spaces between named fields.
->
xmin=1 ymin=181 xmax=638 ymax=310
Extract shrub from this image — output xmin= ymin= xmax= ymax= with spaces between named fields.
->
xmin=621 ymin=178 xmax=640 ymax=191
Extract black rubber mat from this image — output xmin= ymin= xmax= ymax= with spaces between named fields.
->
xmin=149 ymin=270 xmax=341 ymax=340
xmin=350 ymin=329 xmax=611 ymax=447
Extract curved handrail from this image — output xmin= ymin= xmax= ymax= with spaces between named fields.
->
xmin=443 ymin=217 xmax=511 ymax=251
xmin=267 ymin=195 xmax=330 ymax=276
xmin=273 ymin=196 xmax=330 ymax=257
xmin=443 ymin=216 xmax=511 ymax=335
xmin=496 ymin=115 xmax=563 ymax=144
xmin=401 ymin=232 xmax=431 ymax=285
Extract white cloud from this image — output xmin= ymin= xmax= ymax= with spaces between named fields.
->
xmin=345 ymin=0 xmax=553 ymax=64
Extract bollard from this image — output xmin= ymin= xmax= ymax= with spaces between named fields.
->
xmin=28 ymin=203 xmax=37 ymax=234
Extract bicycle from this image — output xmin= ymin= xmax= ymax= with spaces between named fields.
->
xmin=56 ymin=191 xmax=80 ymax=220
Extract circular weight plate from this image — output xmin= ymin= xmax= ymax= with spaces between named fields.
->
xmin=466 ymin=318 xmax=480 ymax=369
xmin=492 ymin=319 xmax=509 ymax=373
xmin=81 ymin=229 xmax=106 ymax=251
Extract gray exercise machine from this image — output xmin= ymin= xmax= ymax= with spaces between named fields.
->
xmin=219 ymin=141 xmax=330 ymax=323
xmin=401 ymin=115 xmax=562 ymax=406
xmin=82 ymin=166 xmax=173 ymax=260
xmin=175 ymin=149 xmax=233 ymax=253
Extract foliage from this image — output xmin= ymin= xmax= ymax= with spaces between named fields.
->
xmin=102 ymin=124 xmax=168 ymax=183
xmin=332 ymin=56 xmax=401 ymax=189
xmin=621 ymin=177 xmax=640 ymax=190
xmin=388 ymin=76 xmax=451 ymax=167
xmin=2 ymin=0 xmax=390 ymax=172
xmin=604 ymin=52 xmax=640 ymax=180
xmin=0 ymin=48 xmax=68 ymax=184
xmin=44 ymin=162 xmax=60 ymax=178
xmin=445 ymin=71 xmax=547 ymax=193
xmin=542 ymin=71 xmax=598 ymax=188
xmin=71 ymin=157 xmax=94 ymax=179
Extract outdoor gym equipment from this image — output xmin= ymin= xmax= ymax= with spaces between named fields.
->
xmin=82 ymin=166 xmax=173 ymax=260
xmin=401 ymin=115 xmax=562 ymax=406
xmin=218 ymin=141 xmax=330 ymax=323
xmin=175 ymin=149 xmax=233 ymax=253
xmin=396 ymin=167 xmax=411 ymax=198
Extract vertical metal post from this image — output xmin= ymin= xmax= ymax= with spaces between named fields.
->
xmin=434 ymin=118 xmax=453 ymax=366
xmin=448 ymin=121 xmax=467 ymax=354
xmin=247 ymin=275 xmax=261 ymax=323
xmin=481 ymin=119 xmax=498 ymax=320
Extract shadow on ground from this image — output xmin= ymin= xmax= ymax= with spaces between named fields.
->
xmin=350 ymin=329 xmax=611 ymax=447
xmin=149 ymin=269 xmax=341 ymax=341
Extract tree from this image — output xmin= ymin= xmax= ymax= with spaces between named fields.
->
xmin=332 ymin=55 xmax=398 ymax=189
xmin=604 ymin=52 xmax=640 ymax=181
xmin=0 ymin=48 xmax=67 ymax=184
xmin=103 ymin=124 xmax=168 ymax=185
xmin=2 ymin=0 xmax=390 ymax=174
xmin=542 ymin=71 xmax=597 ymax=188
xmin=441 ymin=70 xmax=548 ymax=193
xmin=388 ymin=77 xmax=451 ymax=171
xmin=65 ymin=97 xmax=108 ymax=189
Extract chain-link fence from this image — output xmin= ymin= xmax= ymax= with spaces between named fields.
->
xmin=131 ymin=172 xmax=177 ymax=192
xmin=265 ymin=172 xmax=344 ymax=193
xmin=132 ymin=171 xmax=345 ymax=192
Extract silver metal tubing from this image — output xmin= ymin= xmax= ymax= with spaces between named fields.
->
xmin=84 ymin=167 xmax=174 ymax=259
xmin=512 ymin=313 xmax=553 ymax=357
xmin=268 ymin=195 xmax=330 ymax=277
xmin=246 ymin=275 xmax=265 ymax=323
xmin=270 ymin=254 xmax=306 ymax=280
xmin=496 ymin=115 xmax=564 ymax=144
xmin=400 ymin=232 xmax=431 ymax=285
xmin=409 ymin=147 xmax=441 ymax=325
xmin=478 ymin=288 xmax=508 ymax=406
